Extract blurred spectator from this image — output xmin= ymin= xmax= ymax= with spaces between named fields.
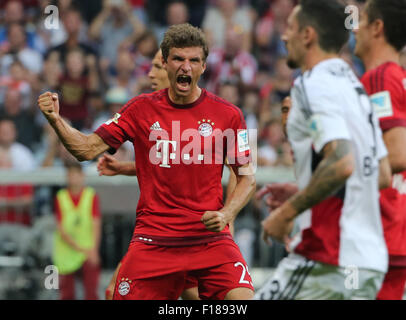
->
xmin=131 ymin=31 xmax=158 ymax=82
xmin=0 ymin=88 xmax=41 ymax=151
xmin=53 ymin=162 xmax=101 ymax=300
xmin=257 ymin=56 xmax=293 ymax=131
xmin=277 ymin=140 xmax=293 ymax=167
xmin=35 ymin=1 xmax=89 ymax=50
xmin=269 ymin=56 xmax=293 ymax=103
xmin=0 ymin=148 xmax=34 ymax=226
xmin=128 ymin=0 xmax=147 ymax=24
xmin=33 ymin=119 xmax=83 ymax=221
xmin=253 ymin=0 xmax=294 ymax=70
xmin=87 ymin=91 xmax=105 ymax=129
xmin=57 ymin=48 xmax=99 ymax=130
xmin=0 ymin=60 xmax=32 ymax=109
xmin=205 ymin=25 xmax=257 ymax=93
xmin=92 ymin=87 xmax=129 ymax=130
xmin=92 ymin=87 xmax=134 ymax=162
xmin=202 ymin=0 xmax=253 ymax=51
xmin=0 ymin=22 xmax=43 ymax=75
xmin=147 ymin=0 xmax=206 ymax=28
xmin=0 ymin=118 xmax=36 ymax=171
xmin=340 ymin=44 xmax=362 ymax=76
xmin=167 ymin=1 xmax=189 ymax=26
xmin=104 ymin=50 xmax=136 ymax=96
xmin=0 ymin=0 xmax=46 ymax=53
xmin=39 ymin=122 xmax=78 ymax=168
xmin=153 ymin=1 xmax=190 ymax=45
xmin=258 ymin=119 xmax=285 ymax=167
xmin=88 ymin=0 xmax=145 ymax=70
xmin=45 ymin=6 xmax=97 ymax=66
xmin=38 ymin=52 xmax=63 ymax=93
xmin=241 ymin=87 xmax=259 ymax=130
xmin=72 ymin=0 xmax=104 ymax=25
xmin=218 ymin=80 xmax=240 ymax=106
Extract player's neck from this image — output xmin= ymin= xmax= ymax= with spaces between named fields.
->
xmin=362 ymin=44 xmax=400 ymax=72
xmin=168 ymin=87 xmax=202 ymax=105
xmin=302 ymin=48 xmax=338 ymax=72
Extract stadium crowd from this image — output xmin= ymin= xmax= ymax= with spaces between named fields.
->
xmin=1 ymin=0 xmax=406 ymax=299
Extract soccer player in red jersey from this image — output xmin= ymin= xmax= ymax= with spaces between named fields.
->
xmin=38 ymin=23 xmax=255 ymax=300
xmin=354 ymin=0 xmax=406 ymax=300
xmin=101 ymin=49 xmax=200 ymax=300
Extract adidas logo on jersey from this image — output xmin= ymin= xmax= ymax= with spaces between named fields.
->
xmin=150 ymin=121 xmax=162 ymax=131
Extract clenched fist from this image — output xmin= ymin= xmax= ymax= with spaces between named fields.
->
xmin=37 ymin=92 xmax=60 ymax=122
xmin=201 ymin=210 xmax=229 ymax=233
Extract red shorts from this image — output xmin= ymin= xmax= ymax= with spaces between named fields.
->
xmin=184 ymin=274 xmax=198 ymax=290
xmin=376 ymin=265 xmax=406 ymax=300
xmin=113 ymin=239 xmax=254 ymax=300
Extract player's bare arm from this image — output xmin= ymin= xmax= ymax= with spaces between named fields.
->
xmin=289 ymin=139 xmax=354 ymax=214
xmin=383 ymin=127 xmax=406 ymax=174
xmin=262 ymin=139 xmax=354 ymax=243
xmin=378 ymin=156 xmax=392 ymax=190
xmin=201 ymin=163 xmax=256 ymax=233
xmin=224 ymin=163 xmax=237 ymax=235
xmin=37 ymin=92 xmax=110 ymax=161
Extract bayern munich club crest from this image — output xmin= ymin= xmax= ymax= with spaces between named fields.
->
xmin=118 ymin=278 xmax=132 ymax=296
xmin=198 ymin=119 xmax=214 ymax=137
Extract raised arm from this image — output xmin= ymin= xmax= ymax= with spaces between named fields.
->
xmin=378 ymin=156 xmax=392 ymax=190
xmin=88 ymin=0 xmax=111 ymax=41
xmin=37 ymin=92 xmax=110 ymax=161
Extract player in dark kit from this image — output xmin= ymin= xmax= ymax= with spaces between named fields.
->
xmin=38 ymin=24 xmax=255 ymax=300
xmin=354 ymin=0 xmax=406 ymax=300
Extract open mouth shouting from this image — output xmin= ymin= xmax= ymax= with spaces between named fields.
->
xmin=176 ymin=74 xmax=192 ymax=92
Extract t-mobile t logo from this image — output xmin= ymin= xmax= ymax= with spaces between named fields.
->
xmin=156 ymin=140 xmax=177 ymax=168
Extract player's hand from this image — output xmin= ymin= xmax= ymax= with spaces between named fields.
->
xmin=97 ymin=154 xmax=121 ymax=176
xmin=201 ymin=210 xmax=228 ymax=233
xmin=105 ymin=277 xmax=116 ymax=300
xmin=261 ymin=207 xmax=294 ymax=246
xmin=37 ymin=92 xmax=60 ymax=123
xmin=256 ymin=183 xmax=298 ymax=210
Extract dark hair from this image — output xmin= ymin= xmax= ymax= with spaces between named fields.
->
xmin=297 ymin=0 xmax=349 ymax=53
xmin=160 ymin=23 xmax=209 ymax=62
xmin=366 ymin=0 xmax=406 ymax=51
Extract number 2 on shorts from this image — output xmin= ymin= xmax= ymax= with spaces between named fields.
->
xmin=234 ymin=262 xmax=252 ymax=285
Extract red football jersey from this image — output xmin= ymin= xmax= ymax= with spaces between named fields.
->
xmin=361 ymin=62 xmax=406 ymax=263
xmin=95 ymin=88 xmax=250 ymax=245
